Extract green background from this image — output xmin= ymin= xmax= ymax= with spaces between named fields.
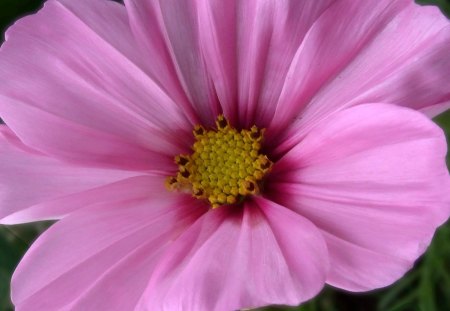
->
xmin=0 ymin=1 xmax=449 ymax=310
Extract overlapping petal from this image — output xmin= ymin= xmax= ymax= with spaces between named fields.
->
xmin=137 ymin=199 xmax=328 ymax=311
xmin=11 ymin=176 xmax=207 ymax=310
xmin=269 ymin=0 xmax=450 ymax=151
xmin=0 ymin=126 xmax=139 ymax=224
xmin=270 ymin=104 xmax=450 ymax=291
xmin=126 ymin=0 xmax=449 ymax=136
xmin=0 ymin=0 xmax=449 ymax=310
xmin=125 ymin=0 xmax=220 ymax=125
xmin=125 ymin=0 xmax=334 ymax=127
xmin=0 ymin=0 xmax=192 ymax=170
xmin=221 ymin=0 xmax=334 ymax=127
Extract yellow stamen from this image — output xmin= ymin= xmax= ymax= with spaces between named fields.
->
xmin=166 ymin=115 xmax=273 ymax=209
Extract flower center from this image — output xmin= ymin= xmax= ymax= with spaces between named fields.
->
xmin=166 ymin=115 xmax=273 ymax=208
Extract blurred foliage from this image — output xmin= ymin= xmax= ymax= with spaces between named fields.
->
xmin=0 ymin=0 xmax=449 ymax=311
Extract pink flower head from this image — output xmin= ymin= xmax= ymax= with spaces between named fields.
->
xmin=1 ymin=0 xmax=449 ymax=310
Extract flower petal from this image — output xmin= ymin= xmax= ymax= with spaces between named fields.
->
xmin=12 ymin=176 xmax=206 ymax=310
xmin=125 ymin=0 xmax=333 ymax=127
xmin=125 ymin=0 xmax=220 ymax=125
xmin=123 ymin=0 xmax=200 ymax=124
xmin=0 ymin=126 xmax=139 ymax=224
xmin=137 ymin=200 xmax=328 ymax=310
xmin=1 ymin=175 xmax=157 ymax=225
xmin=269 ymin=0 xmax=449 ymax=152
xmin=0 ymin=0 xmax=191 ymax=170
xmin=270 ymin=103 xmax=450 ymax=291
xmin=218 ymin=0 xmax=333 ymax=127
xmin=192 ymin=0 xmax=239 ymax=123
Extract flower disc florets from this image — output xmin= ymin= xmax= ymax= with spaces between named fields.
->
xmin=166 ymin=115 xmax=273 ymax=208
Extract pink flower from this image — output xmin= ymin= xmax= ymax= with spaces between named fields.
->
xmin=1 ymin=0 xmax=449 ymax=310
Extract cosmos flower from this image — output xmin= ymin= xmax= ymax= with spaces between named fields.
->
xmin=0 ymin=0 xmax=449 ymax=310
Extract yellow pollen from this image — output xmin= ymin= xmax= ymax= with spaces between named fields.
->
xmin=166 ymin=115 xmax=273 ymax=209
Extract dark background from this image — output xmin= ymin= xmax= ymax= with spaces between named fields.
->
xmin=0 ymin=1 xmax=449 ymax=311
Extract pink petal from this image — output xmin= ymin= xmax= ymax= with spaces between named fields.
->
xmin=125 ymin=0 xmax=333 ymax=127
xmin=12 ymin=176 xmax=206 ymax=310
xmin=0 ymin=0 xmax=192 ymax=170
xmin=269 ymin=0 xmax=449 ymax=152
xmin=2 ymin=175 xmax=158 ymax=225
xmin=230 ymin=0 xmax=334 ymax=127
xmin=193 ymin=0 xmax=239 ymax=123
xmin=138 ymin=200 xmax=328 ymax=310
xmin=270 ymin=104 xmax=450 ymax=291
xmin=422 ymin=100 xmax=450 ymax=118
xmin=0 ymin=126 xmax=139 ymax=224
xmin=125 ymin=0 xmax=220 ymax=125
xmin=123 ymin=0 xmax=200 ymax=124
